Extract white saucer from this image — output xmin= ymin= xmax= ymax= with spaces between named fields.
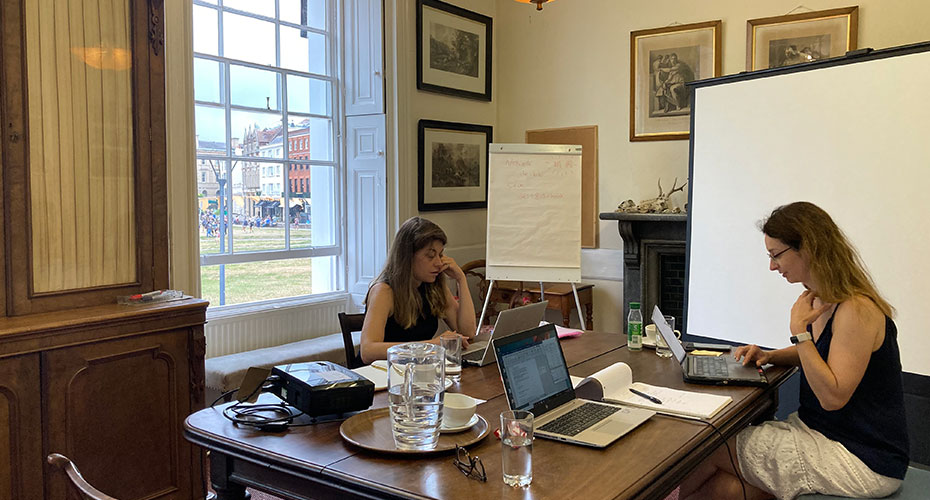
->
xmin=440 ymin=414 xmax=480 ymax=433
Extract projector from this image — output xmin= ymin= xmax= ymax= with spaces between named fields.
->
xmin=269 ymin=361 xmax=374 ymax=417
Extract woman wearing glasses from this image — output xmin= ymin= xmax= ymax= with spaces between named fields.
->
xmin=680 ymin=202 xmax=908 ymax=500
xmin=359 ymin=216 xmax=476 ymax=364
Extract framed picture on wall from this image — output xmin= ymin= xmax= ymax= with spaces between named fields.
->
xmin=418 ymin=120 xmax=492 ymax=211
xmin=417 ymin=0 xmax=492 ymax=101
xmin=747 ymin=6 xmax=859 ymax=71
xmin=630 ymin=20 xmax=722 ymax=141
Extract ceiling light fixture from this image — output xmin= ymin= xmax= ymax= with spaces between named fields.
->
xmin=515 ymin=0 xmax=555 ymax=11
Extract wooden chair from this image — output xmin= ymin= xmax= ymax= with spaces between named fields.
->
xmin=47 ymin=453 xmax=119 ymax=500
xmin=338 ymin=312 xmax=365 ymax=368
xmin=460 ymin=259 xmax=527 ymax=325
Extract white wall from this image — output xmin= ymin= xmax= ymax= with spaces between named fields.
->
xmin=385 ymin=0 xmax=498 ymax=267
xmin=492 ymin=0 xmax=930 ymax=333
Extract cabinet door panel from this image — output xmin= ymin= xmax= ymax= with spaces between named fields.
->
xmin=0 ymin=354 xmax=43 ymax=500
xmin=44 ymin=329 xmax=193 ymax=500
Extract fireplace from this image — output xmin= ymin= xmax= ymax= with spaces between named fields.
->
xmin=599 ymin=212 xmax=688 ymax=334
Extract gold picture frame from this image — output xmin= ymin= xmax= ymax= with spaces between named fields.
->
xmin=747 ymin=6 xmax=858 ymax=71
xmin=630 ymin=20 xmax=722 ymax=142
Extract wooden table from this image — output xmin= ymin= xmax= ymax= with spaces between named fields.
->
xmin=185 ymin=333 xmax=792 ymax=500
xmin=491 ymin=282 xmax=594 ymax=329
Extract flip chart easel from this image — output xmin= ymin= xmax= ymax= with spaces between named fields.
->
xmin=479 ymin=143 xmax=586 ymax=330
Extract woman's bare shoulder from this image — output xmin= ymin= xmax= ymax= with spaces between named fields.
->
xmin=835 ymin=295 xmax=884 ymax=331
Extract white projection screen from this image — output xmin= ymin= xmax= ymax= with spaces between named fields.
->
xmin=685 ymin=44 xmax=930 ymax=376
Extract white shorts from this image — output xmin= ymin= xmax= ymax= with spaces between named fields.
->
xmin=736 ymin=412 xmax=902 ymax=500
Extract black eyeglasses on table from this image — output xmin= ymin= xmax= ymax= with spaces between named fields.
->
xmin=453 ymin=445 xmax=487 ymax=482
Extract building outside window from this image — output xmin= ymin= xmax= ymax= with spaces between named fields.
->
xmin=193 ymin=0 xmax=340 ymax=308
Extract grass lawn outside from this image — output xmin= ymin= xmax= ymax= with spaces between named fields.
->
xmin=200 ymin=225 xmax=316 ymax=306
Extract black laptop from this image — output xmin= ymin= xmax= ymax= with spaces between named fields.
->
xmin=652 ymin=306 xmax=768 ymax=386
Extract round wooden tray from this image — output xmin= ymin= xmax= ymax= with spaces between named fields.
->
xmin=339 ymin=407 xmax=489 ymax=454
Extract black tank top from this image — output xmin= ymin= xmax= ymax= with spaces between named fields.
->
xmin=798 ymin=304 xmax=909 ymax=479
xmin=382 ymin=285 xmax=439 ymax=343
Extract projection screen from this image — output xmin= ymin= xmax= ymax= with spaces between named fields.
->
xmin=685 ymin=44 xmax=930 ymax=376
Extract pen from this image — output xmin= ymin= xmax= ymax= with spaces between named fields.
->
xmin=629 ymin=388 xmax=663 ymax=405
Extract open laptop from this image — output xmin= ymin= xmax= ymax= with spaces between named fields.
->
xmin=652 ymin=306 xmax=768 ymax=386
xmin=493 ymin=324 xmax=655 ymax=448
xmin=462 ymin=301 xmax=547 ymax=367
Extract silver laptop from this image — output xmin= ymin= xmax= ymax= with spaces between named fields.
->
xmin=493 ymin=324 xmax=655 ymax=448
xmin=652 ymin=306 xmax=768 ymax=386
xmin=462 ymin=301 xmax=548 ymax=367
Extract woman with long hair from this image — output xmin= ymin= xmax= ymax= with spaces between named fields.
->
xmin=359 ymin=216 xmax=476 ymax=363
xmin=680 ymin=202 xmax=908 ymax=499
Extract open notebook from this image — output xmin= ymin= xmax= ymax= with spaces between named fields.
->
xmin=570 ymin=362 xmax=732 ymax=419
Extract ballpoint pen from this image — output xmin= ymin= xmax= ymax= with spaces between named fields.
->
xmin=629 ymin=388 xmax=663 ymax=405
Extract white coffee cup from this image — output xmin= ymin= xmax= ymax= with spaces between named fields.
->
xmin=644 ymin=324 xmax=681 ymax=345
xmin=443 ymin=393 xmax=477 ymax=427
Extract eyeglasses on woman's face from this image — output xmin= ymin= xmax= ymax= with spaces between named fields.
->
xmin=767 ymin=246 xmax=792 ymax=262
xmin=453 ymin=445 xmax=487 ymax=482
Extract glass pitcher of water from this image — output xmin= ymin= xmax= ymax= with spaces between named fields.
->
xmin=387 ymin=342 xmax=445 ymax=450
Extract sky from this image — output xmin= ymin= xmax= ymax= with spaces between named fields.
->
xmin=192 ymin=1 xmax=331 ymax=149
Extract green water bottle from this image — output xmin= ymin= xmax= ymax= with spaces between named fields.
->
xmin=628 ymin=302 xmax=643 ymax=351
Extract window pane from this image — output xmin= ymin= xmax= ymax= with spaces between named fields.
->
xmin=279 ymin=25 xmax=308 ymax=73
xmin=308 ymin=116 xmax=333 ymax=161
xmin=286 ymin=75 xmax=330 ymax=116
xmin=286 ymin=120 xmax=310 ymax=160
xmin=223 ymin=12 xmax=275 ymax=66
xmin=309 ymin=165 xmax=335 ymax=247
xmin=230 ymin=160 xmax=260 ymax=233
xmin=198 ymin=159 xmax=230 ymax=255
xmin=193 ymin=5 xmax=218 ymax=55
xmin=230 ymin=64 xmax=280 ymax=110
xmin=231 ymin=110 xmax=282 ymax=158
xmin=195 ymin=105 xmax=227 ymax=155
xmin=280 ymin=0 xmax=326 ymax=30
xmin=194 ymin=57 xmax=223 ymax=103
xmin=287 ymin=191 xmax=311 ymax=248
xmin=201 ymin=256 xmax=341 ymax=306
xmin=223 ymin=0 xmax=274 ymax=18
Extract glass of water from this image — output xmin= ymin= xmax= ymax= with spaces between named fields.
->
xmin=500 ymin=410 xmax=533 ymax=487
xmin=656 ymin=315 xmax=675 ymax=358
xmin=440 ymin=332 xmax=462 ymax=383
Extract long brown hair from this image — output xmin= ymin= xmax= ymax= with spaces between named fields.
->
xmin=368 ymin=217 xmax=448 ymax=328
xmin=761 ymin=201 xmax=893 ymax=317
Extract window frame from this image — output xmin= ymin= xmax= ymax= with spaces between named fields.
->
xmin=192 ymin=0 xmax=345 ymax=309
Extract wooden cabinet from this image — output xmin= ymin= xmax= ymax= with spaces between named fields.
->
xmin=0 ymin=299 xmax=208 ymax=500
xmin=0 ymin=354 xmax=43 ymax=500
xmin=0 ymin=0 xmax=168 ymax=316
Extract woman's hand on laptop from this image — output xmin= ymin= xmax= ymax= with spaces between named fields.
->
xmin=733 ymin=344 xmax=771 ymax=367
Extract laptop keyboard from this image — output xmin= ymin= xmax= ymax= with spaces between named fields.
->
xmin=691 ymin=356 xmax=729 ymax=378
xmin=538 ymin=403 xmax=621 ymax=436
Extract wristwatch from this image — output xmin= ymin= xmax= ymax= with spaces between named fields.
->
xmin=790 ymin=332 xmax=813 ymax=344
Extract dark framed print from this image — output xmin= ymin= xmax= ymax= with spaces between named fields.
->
xmin=418 ymin=120 xmax=492 ymax=211
xmin=630 ymin=20 xmax=722 ymax=141
xmin=747 ymin=6 xmax=858 ymax=71
xmin=417 ymin=0 xmax=492 ymax=101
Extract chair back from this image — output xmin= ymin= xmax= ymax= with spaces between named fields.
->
xmin=47 ymin=453 xmax=119 ymax=500
xmin=338 ymin=312 xmax=366 ymax=368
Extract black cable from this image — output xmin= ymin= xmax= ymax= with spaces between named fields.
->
xmin=701 ymin=418 xmax=748 ymax=500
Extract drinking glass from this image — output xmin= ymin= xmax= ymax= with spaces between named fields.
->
xmin=440 ymin=332 xmax=462 ymax=383
xmin=656 ymin=315 xmax=675 ymax=358
xmin=387 ymin=343 xmax=444 ymax=450
xmin=500 ymin=410 xmax=533 ymax=487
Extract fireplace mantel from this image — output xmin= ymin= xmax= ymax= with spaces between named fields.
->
xmin=599 ymin=212 xmax=688 ymax=332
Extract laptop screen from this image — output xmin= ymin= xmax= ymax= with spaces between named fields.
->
xmin=652 ymin=306 xmax=688 ymax=362
xmin=495 ymin=324 xmax=574 ymax=412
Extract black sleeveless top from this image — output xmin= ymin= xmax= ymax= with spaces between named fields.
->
xmin=798 ymin=304 xmax=909 ymax=479
xmin=382 ymin=285 xmax=439 ymax=343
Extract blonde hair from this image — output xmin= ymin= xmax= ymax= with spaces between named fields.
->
xmin=761 ymin=201 xmax=893 ymax=317
xmin=368 ymin=217 xmax=448 ymax=328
